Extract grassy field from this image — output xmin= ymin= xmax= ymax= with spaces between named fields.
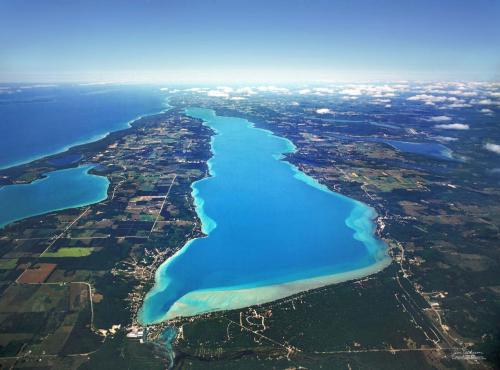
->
xmin=0 ymin=258 xmax=18 ymax=270
xmin=42 ymin=247 xmax=95 ymax=258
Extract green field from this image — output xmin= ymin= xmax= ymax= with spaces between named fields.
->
xmin=0 ymin=259 xmax=18 ymax=270
xmin=41 ymin=247 xmax=95 ymax=258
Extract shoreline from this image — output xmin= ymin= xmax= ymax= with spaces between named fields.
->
xmin=0 ymin=97 xmax=172 ymax=172
xmin=160 ymin=256 xmax=392 ymax=321
xmin=139 ymin=107 xmax=392 ymax=324
xmin=0 ymin=164 xmax=110 ymax=229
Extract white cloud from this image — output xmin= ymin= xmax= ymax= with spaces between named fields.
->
xmin=480 ymin=108 xmax=494 ymax=114
xmin=236 ymin=87 xmax=256 ymax=95
xmin=434 ymin=123 xmax=469 ymax=130
xmin=230 ymin=96 xmax=246 ymax=101
xmin=291 ymin=101 xmax=300 ymax=106
xmin=372 ymin=92 xmax=396 ymax=98
xmin=370 ymin=98 xmax=391 ymax=105
xmin=256 ymin=86 xmax=289 ymax=93
xmin=471 ymin=98 xmax=500 ymax=106
xmin=296 ymin=84 xmax=405 ymax=98
xmin=447 ymin=90 xmax=478 ymax=97
xmin=184 ymin=87 xmax=208 ymax=92
xmin=434 ymin=136 xmax=458 ymax=142
xmin=78 ymin=82 xmax=112 ymax=86
xmin=314 ymin=87 xmax=335 ymax=94
xmin=340 ymin=88 xmax=363 ymax=96
xmin=445 ymin=102 xmax=472 ymax=108
xmin=216 ymin=86 xmax=234 ymax=93
xmin=407 ymin=94 xmax=449 ymax=105
xmin=207 ymin=90 xmax=229 ymax=98
xmin=485 ymin=143 xmax=500 ymax=154
xmin=316 ymin=108 xmax=332 ymax=114
xmin=428 ymin=116 xmax=452 ymax=122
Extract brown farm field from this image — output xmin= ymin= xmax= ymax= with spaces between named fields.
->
xmin=16 ymin=263 xmax=57 ymax=284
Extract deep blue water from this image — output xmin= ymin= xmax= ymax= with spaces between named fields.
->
xmin=0 ymin=165 xmax=109 ymax=228
xmin=332 ymin=134 xmax=454 ymax=160
xmin=0 ymin=84 xmax=167 ymax=169
xmin=48 ymin=154 xmax=83 ymax=166
xmin=377 ymin=139 xmax=454 ymax=160
xmin=140 ymin=108 xmax=389 ymax=323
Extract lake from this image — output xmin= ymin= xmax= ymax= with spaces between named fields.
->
xmin=0 ymin=84 xmax=167 ymax=169
xmin=0 ymin=165 xmax=109 ymax=228
xmin=139 ymin=108 xmax=390 ymax=324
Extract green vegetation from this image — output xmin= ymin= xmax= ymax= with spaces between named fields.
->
xmin=1 ymin=93 xmax=498 ymax=369
xmin=0 ymin=258 xmax=18 ymax=269
xmin=41 ymin=247 xmax=95 ymax=258
xmin=0 ymin=109 xmax=211 ymax=368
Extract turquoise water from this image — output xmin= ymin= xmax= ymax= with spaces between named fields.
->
xmin=0 ymin=165 xmax=109 ymax=228
xmin=139 ymin=108 xmax=390 ymax=324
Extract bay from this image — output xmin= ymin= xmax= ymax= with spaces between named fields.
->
xmin=0 ymin=164 xmax=109 ymax=228
xmin=0 ymin=84 xmax=167 ymax=169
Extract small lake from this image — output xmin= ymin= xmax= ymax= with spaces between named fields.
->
xmin=332 ymin=134 xmax=454 ymax=160
xmin=140 ymin=108 xmax=390 ymax=324
xmin=378 ymin=139 xmax=454 ymax=160
xmin=0 ymin=164 xmax=109 ymax=228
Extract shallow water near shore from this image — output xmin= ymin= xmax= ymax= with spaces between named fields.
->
xmin=139 ymin=107 xmax=390 ymax=324
xmin=0 ymin=164 xmax=109 ymax=228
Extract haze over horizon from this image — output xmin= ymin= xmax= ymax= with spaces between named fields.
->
xmin=1 ymin=0 xmax=499 ymax=83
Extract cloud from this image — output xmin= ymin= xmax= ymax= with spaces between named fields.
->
xmin=434 ymin=123 xmax=469 ymax=130
xmin=485 ymin=143 xmax=500 ymax=154
xmin=480 ymin=108 xmax=494 ymax=114
xmin=236 ymin=87 xmax=256 ymax=95
xmin=230 ymin=96 xmax=246 ymax=101
xmin=407 ymin=94 xmax=449 ymax=105
xmin=20 ymin=84 xmax=58 ymax=89
xmin=314 ymin=87 xmax=335 ymax=94
xmin=445 ymin=102 xmax=472 ymax=108
xmin=370 ymin=98 xmax=391 ymax=105
xmin=183 ymin=87 xmax=208 ymax=92
xmin=207 ymin=90 xmax=229 ymax=98
xmin=298 ymin=89 xmax=311 ymax=95
xmin=446 ymin=90 xmax=478 ymax=97
xmin=256 ymin=86 xmax=289 ymax=93
xmin=216 ymin=86 xmax=234 ymax=93
xmin=471 ymin=98 xmax=500 ymax=106
xmin=340 ymin=88 xmax=363 ymax=96
xmin=78 ymin=82 xmax=112 ymax=86
xmin=434 ymin=136 xmax=458 ymax=142
xmin=316 ymin=108 xmax=332 ymax=114
xmin=372 ymin=92 xmax=395 ymax=98
xmin=428 ymin=116 xmax=452 ymax=122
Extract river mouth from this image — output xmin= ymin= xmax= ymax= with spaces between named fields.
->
xmin=139 ymin=107 xmax=390 ymax=324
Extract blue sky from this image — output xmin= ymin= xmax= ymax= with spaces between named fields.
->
xmin=1 ymin=0 xmax=499 ymax=82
